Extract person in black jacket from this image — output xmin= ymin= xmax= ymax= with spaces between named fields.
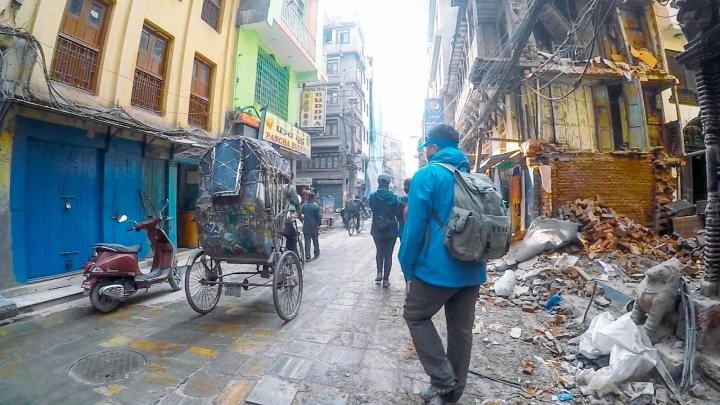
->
xmin=301 ymin=193 xmax=322 ymax=261
xmin=369 ymin=173 xmax=400 ymax=288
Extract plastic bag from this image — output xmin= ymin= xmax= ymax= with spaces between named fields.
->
xmin=493 ymin=270 xmax=516 ymax=298
xmin=577 ymin=313 xmax=680 ymax=398
xmin=579 ymin=312 xmax=615 ymax=359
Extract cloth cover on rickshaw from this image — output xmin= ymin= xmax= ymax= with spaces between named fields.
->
xmin=195 ymin=137 xmax=293 ymax=260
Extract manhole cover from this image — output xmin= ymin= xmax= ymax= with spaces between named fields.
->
xmin=68 ymin=350 xmax=147 ymax=385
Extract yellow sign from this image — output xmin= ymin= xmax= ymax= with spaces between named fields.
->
xmin=261 ymin=111 xmax=311 ymax=158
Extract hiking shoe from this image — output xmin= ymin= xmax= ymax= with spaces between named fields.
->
xmin=375 ymin=272 xmax=382 ymax=283
xmin=420 ymin=380 xmax=459 ymax=401
xmin=382 ymin=280 xmax=390 ymax=288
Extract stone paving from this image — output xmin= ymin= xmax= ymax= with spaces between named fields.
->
xmin=0 ymin=227 xmax=502 ymax=405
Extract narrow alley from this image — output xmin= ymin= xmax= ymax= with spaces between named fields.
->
xmin=0 ymin=224 xmax=641 ymax=405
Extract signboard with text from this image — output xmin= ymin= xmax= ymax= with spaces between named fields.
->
xmin=260 ymin=110 xmax=311 ymax=159
xmin=424 ymin=98 xmax=445 ymax=136
xmin=300 ymin=85 xmax=326 ymax=134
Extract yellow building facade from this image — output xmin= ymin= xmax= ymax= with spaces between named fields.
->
xmin=1 ymin=0 xmax=237 ymax=133
xmin=0 ymin=0 xmax=239 ymax=289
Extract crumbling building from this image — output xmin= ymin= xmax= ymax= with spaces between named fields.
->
xmin=434 ymin=0 xmax=687 ymax=236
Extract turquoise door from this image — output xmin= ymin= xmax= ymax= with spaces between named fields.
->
xmin=25 ymin=140 xmax=100 ymax=279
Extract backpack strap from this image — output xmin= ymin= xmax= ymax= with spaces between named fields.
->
xmin=424 ymin=210 xmax=447 ymax=253
xmin=422 ymin=163 xmax=459 ymax=253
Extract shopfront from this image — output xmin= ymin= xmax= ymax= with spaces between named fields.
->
xmin=258 ymin=109 xmax=312 ymax=188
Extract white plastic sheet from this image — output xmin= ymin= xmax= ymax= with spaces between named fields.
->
xmin=510 ymin=218 xmax=579 ymax=262
xmin=577 ymin=312 xmax=680 ymax=398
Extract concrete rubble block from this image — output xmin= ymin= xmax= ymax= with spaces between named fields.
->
xmin=654 ymin=340 xmax=684 ymax=381
xmin=697 ymin=354 xmax=720 ymax=392
xmin=677 ymin=295 xmax=720 ymax=354
xmin=0 ymin=295 xmax=18 ymax=320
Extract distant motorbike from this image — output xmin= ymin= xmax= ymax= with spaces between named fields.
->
xmin=81 ymin=199 xmax=181 ymax=312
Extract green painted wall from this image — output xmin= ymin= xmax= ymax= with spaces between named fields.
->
xmin=288 ymin=70 xmax=300 ymax=125
xmin=233 ymin=27 xmax=302 ymax=124
xmin=233 ymin=28 xmax=261 ymax=111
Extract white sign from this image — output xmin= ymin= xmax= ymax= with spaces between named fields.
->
xmin=296 ymin=177 xmax=313 ymax=186
xmin=300 ymin=85 xmax=326 ymax=134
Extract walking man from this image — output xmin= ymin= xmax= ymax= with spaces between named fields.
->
xmin=369 ymin=173 xmax=399 ymax=288
xmin=398 ymin=178 xmax=412 ymax=241
xmin=301 ymin=193 xmax=322 ymax=261
xmin=399 ymin=125 xmax=487 ymax=404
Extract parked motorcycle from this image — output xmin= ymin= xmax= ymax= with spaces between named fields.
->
xmin=81 ymin=199 xmax=181 ymax=312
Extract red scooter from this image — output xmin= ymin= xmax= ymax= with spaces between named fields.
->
xmin=81 ymin=200 xmax=181 ymax=312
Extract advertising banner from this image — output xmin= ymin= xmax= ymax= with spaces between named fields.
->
xmin=260 ymin=110 xmax=311 ymax=159
xmin=321 ymin=197 xmax=335 ymax=219
xmin=424 ymin=98 xmax=445 ymax=136
xmin=300 ymin=85 xmax=326 ymax=134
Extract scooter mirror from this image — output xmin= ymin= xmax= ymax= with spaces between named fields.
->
xmin=118 ymin=215 xmax=128 ymax=223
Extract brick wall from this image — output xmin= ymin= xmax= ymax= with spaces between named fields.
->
xmin=550 ymin=153 xmax=658 ymax=225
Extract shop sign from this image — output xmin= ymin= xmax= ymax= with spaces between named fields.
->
xmin=296 ymin=177 xmax=313 ymax=186
xmin=316 ymin=179 xmax=342 ymax=185
xmin=424 ymin=98 xmax=445 ymax=136
xmin=300 ymin=85 xmax=326 ymax=134
xmin=260 ymin=110 xmax=312 ymax=159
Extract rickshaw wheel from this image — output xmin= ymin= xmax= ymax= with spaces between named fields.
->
xmin=185 ymin=251 xmax=223 ymax=314
xmin=273 ymin=250 xmax=303 ymax=322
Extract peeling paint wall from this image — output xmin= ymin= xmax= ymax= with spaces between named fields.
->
xmin=0 ymin=113 xmax=12 ymax=288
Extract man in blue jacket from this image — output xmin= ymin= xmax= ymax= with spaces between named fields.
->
xmin=301 ymin=193 xmax=322 ymax=261
xmin=400 ymin=124 xmax=487 ymax=405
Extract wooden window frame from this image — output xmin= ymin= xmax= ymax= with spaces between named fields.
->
xmin=189 ymin=56 xmax=214 ymax=130
xmin=326 ymin=59 xmax=339 ymax=76
xmin=337 ymin=29 xmax=350 ymax=44
xmin=52 ymin=0 xmax=112 ymax=93
xmin=131 ymin=24 xmax=169 ymax=114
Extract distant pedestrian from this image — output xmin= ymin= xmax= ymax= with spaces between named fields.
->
xmin=369 ymin=173 xmax=399 ymax=288
xmin=399 ymin=125 xmax=487 ymax=405
xmin=301 ymin=193 xmax=322 ymax=261
xmin=284 ymin=204 xmax=300 ymax=256
xmin=398 ymin=178 xmax=412 ymax=240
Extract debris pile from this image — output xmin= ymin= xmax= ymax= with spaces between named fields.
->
xmin=556 ymin=199 xmax=704 ymax=275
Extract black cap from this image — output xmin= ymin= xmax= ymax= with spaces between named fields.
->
xmin=427 ymin=124 xmax=460 ymax=143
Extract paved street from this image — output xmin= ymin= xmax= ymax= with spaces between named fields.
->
xmin=0 ymin=227 xmax=536 ymax=405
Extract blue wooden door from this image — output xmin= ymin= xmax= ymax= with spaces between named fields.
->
xmin=142 ymin=158 xmax=168 ymax=256
xmin=25 ymin=140 xmax=100 ymax=279
xmin=112 ymin=149 xmax=145 ymax=257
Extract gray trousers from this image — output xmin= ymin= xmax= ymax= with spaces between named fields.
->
xmin=403 ymin=278 xmax=480 ymax=402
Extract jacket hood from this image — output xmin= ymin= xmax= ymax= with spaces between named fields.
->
xmin=430 ymin=147 xmax=469 ymax=167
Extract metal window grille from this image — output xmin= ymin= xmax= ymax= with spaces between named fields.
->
xmin=255 ymin=48 xmax=289 ymax=120
xmin=189 ymin=94 xmax=210 ymax=129
xmin=52 ymin=35 xmax=98 ymax=92
xmin=201 ymin=0 xmax=221 ymax=31
xmin=131 ymin=69 xmax=163 ymax=113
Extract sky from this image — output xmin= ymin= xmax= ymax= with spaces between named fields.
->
xmin=323 ymin=0 xmax=429 ymax=174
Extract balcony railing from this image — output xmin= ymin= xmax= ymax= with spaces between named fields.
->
xmin=131 ymin=69 xmax=163 ymax=113
xmin=189 ymin=94 xmax=210 ymax=130
xmin=201 ymin=0 xmax=221 ymax=31
xmin=52 ymin=34 xmax=99 ymax=92
xmin=280 ymin=1 xmax=316 ymax=57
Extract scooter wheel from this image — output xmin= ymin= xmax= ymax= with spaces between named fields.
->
xmin=168 ymin=267 xmax=182 ymax=291
xmin=90 ymin=279 xmax=120 ymax=313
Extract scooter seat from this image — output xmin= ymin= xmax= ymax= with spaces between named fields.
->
xmin=93 ymin=243 xmax=142 ymax=254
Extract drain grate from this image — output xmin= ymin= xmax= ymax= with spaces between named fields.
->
xmin=68 ymin=350 xmax=147 ymax=385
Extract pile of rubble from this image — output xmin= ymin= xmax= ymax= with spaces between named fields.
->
xmin=556 ymin=199 xmax=705 ymax=276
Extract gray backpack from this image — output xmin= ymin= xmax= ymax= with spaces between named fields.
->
xmin=429 ymin=163 xmax=511 ymax=261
